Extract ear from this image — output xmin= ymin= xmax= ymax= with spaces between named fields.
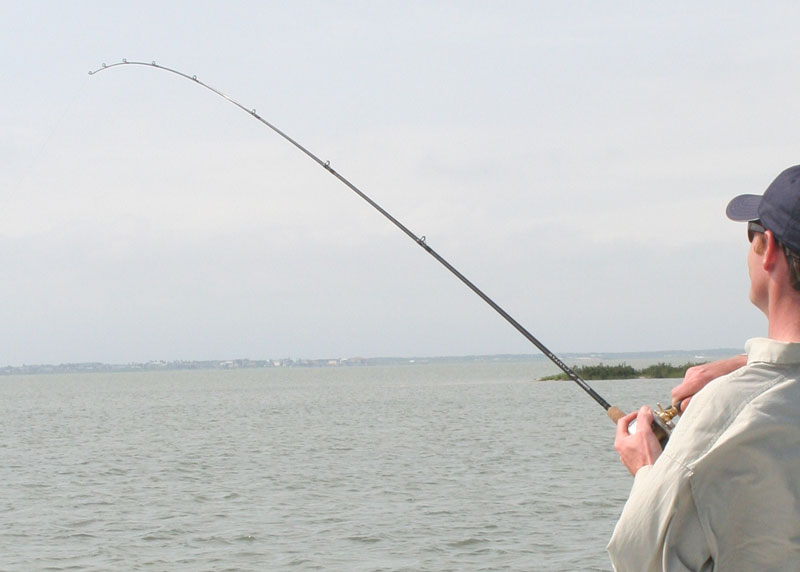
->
xmin=763 ymin=230 xmax=781 ymax=271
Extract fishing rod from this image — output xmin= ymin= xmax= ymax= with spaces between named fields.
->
xmin=89 ymin=59 xmax=680 ymax=443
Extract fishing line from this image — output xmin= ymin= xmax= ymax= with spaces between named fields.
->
xmin=89 ymin=59 xmax=651 ymax=430
xmin=8 ymin=73 xmax=93 ymax=210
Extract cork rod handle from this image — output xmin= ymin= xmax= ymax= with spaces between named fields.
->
xmin=606 ymin=405 xmax=626 ymax=424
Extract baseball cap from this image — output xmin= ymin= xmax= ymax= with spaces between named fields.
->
xmin=726 ymin=165 xmax=800 ymax=253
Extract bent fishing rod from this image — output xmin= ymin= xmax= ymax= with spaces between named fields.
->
xmin=89 ymin=59 xmax=681 ymax=443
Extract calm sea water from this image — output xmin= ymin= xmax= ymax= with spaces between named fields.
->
xmin=0 ymin=362 xmax=678 ymax=571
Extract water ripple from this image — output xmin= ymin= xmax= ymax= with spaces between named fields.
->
xmin=0 ymin=366 xmax=676 ymax=571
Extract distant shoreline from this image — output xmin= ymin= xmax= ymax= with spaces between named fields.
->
xmin=0 ymin=348 xmax=741 ymax=376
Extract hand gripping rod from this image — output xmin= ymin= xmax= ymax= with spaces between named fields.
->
xmin=89 ymin=59 xmax=623 ymax=421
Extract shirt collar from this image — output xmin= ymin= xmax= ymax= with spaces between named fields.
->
xmin=745 ymin=337 xmax=800 ymax=365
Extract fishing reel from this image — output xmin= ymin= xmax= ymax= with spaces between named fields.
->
xmin=627 ymin=402 xmax=682 ymax=448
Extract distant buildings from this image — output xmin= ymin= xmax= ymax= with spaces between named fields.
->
xmin=0 ymin=356 xmax=371 ymax=375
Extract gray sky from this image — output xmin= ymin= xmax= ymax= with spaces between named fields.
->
xmin=2 ymin=1 xmax=799 ymax=365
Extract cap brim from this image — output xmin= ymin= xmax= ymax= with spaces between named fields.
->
xmin=726 ymin=194 xmax=762 ymax=221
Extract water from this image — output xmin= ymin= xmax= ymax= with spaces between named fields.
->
xmin=0 ymin=362 xmax=678 ymax=571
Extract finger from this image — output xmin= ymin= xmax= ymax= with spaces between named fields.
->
xmin=619 ymin=410 xmax=639 ymax=428
xmin=678 ymin=396 xmax=691 ymax=412
xmin=615 ymin=410 xmax=639 ymax=440
xmin=634 ymin=406 xmax=654 ymax=434
xmin=671 ymin=384 xmax=689 ymax=403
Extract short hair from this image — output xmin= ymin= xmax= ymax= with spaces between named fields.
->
xmin=784 ymin=245 xmax=800 ymax=293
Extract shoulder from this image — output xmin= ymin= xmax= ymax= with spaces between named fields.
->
xmin=659 ymin=363 xmax=780 ymax=467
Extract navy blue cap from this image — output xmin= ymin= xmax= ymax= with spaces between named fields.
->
xmin=726 ymin=165 xmax=800 ymax=253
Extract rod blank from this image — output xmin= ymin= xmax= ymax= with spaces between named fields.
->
xmin=89 ymin=59 xmax=614 ymax=412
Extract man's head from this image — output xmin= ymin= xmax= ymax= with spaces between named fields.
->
xmin=727 ymin=165 xmax=800 ymax=294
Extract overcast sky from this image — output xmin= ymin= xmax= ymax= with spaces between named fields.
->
xmin=2 ymin=1 xmax=800 ymax=365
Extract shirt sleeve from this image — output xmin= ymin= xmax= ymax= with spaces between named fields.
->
xmin=608 ymin=455 xmax=712 ymax=572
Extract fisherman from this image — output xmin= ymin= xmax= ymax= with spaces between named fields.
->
xmin=608 ymin=165 xmax=800 ymax=570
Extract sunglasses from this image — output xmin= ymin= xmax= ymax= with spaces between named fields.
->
xmin=748 ymin=220 xmax=766 ymax=242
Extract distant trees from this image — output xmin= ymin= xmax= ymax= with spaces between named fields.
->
xmin=541 ymin=362 xmax=704 ymax=381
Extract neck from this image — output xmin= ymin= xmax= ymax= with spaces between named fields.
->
xmin=767 ymin=286 xmax=800 ymax=342
xmin=756 ymin=233 xmax=800 ymax=342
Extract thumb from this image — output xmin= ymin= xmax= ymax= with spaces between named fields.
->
xmin=637 ymin=405 xmax=654 ymax=426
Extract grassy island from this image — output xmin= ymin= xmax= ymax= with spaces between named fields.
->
xmin=540 ymin=361 xmax=703 ymax=381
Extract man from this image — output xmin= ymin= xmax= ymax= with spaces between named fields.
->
xmin=608 ymin=165 xmax=800 ymax=571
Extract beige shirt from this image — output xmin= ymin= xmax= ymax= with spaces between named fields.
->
xmin=608 ymin=338 xmax=800 ymax=571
